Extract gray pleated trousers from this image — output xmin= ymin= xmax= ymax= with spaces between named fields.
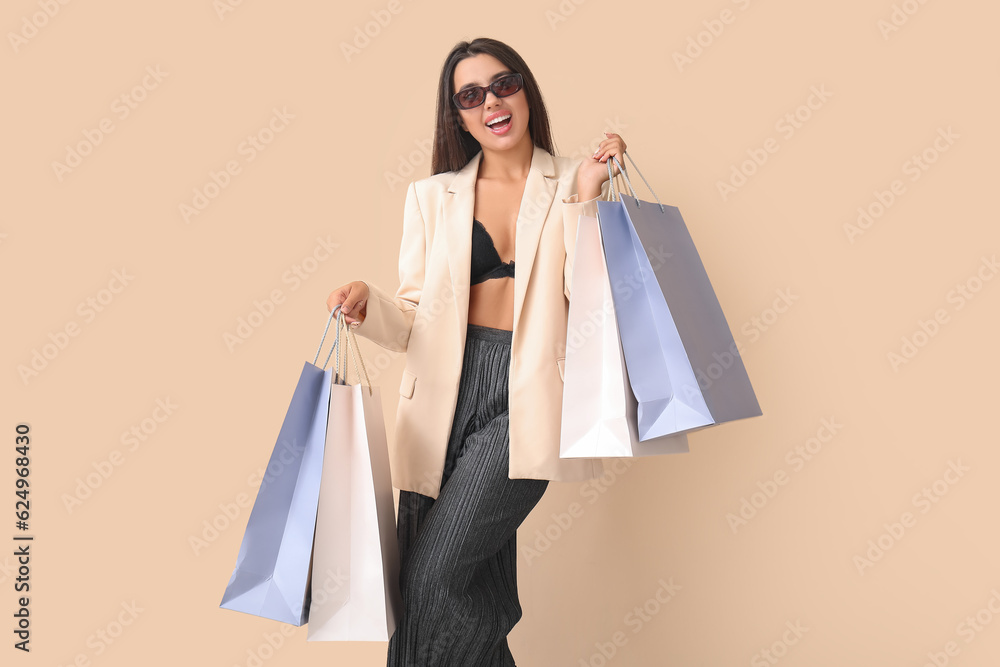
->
xmin=386 ymin=323 xmax=549 ymax=667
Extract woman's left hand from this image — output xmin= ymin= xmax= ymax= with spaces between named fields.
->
xmin=577 ymin=131 xmax=628 ymax=199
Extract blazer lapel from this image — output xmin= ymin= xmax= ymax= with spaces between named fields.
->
xmin=443 ymin=144 xmax=558 ymax=337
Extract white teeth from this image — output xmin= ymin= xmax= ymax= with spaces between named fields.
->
xmin=486 ymin=113 xmax=511 ymax=126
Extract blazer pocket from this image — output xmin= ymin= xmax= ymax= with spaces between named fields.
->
xmin=556 ymin=357 xmax=566 ymax=382
xmin=399 ymin=369 xmax=416 ymax=399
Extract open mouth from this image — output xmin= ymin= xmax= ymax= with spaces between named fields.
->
xmin=486 ymin=113 xmax=512 ymax=133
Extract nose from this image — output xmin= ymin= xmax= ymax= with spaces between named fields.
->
xmin=483 ymin=87 xmax=501 ymax=108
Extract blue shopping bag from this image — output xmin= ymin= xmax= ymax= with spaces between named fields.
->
xmin=219 ymin=307 xmax=345 ymax=625
xmin=597 ymin=153 xmax=762 ymax=440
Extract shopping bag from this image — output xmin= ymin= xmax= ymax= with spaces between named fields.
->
xmin=307 ymin=310 xmax=402 ymax=641
xmin=219 ymin=308 xmax=342 ymax=625
xmin=597 ymin=153 xmax=762 ymax=440
xmin=561 ymin=212 xmax=690 ymax=458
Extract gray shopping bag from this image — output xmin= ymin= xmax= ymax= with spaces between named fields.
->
xmin=597 ymin=153 xmax=762 ymax=440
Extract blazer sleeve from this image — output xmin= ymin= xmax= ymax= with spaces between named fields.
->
xmin=560 ymin=177 xmax=613 ymax=301
xmin=352 ymin=180 xmax=426 ymax=352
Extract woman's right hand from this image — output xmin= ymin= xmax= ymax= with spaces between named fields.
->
xmin=327 ymin=281 xmax=369 ymax=327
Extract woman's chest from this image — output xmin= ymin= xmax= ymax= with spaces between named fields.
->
xmin=472 ymin=178 xmax=526 ymax=259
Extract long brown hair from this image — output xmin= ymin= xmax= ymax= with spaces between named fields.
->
xmin=431 ymin=37 xmax=556 ymax=175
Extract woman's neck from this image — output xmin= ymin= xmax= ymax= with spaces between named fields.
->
xmin=478 ymin=136 xmax=533 ymax=182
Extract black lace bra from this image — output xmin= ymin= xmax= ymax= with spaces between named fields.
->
xmin=471 ymin=219 xmax=515 ymax=285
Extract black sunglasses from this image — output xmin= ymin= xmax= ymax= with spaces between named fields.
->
xmin=452 ymin=73 xmax=523 ymax=110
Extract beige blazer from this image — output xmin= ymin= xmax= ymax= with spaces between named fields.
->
xmin=354 ymin=144 xmax=613 ymax=499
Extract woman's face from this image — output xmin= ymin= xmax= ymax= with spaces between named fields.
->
xmin=452 ymin=53 xmax=529 ymax=150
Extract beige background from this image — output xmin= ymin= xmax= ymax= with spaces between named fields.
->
xmin=3 ymin=0 xmax=998 ymax=664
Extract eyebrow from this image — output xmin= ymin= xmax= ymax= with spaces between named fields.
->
xmin=458 ymin=70 xmax=513 ymax=92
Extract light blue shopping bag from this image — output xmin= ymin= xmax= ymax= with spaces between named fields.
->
xmin=219 ymin=307 xmax=346 ymax=625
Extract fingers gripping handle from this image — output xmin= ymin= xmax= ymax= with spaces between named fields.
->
xmin=313 ymin=305 xmax=373 ymax=396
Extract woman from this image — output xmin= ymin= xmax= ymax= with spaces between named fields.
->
xmin=327 ymin=37 xmax=626 ymax=667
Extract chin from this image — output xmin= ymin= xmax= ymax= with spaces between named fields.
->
xmin=480 ymin=126 xmax=528 ymax=148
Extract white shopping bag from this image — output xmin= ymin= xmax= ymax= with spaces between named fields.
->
xmin=307 ymin=311 xmax=402 ymax=641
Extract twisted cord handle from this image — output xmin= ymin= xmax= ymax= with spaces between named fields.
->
xmin=606 ymin=151 xmax=666 ymax=213
xmin=335 ymin=309 xmax=373 ymax=396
